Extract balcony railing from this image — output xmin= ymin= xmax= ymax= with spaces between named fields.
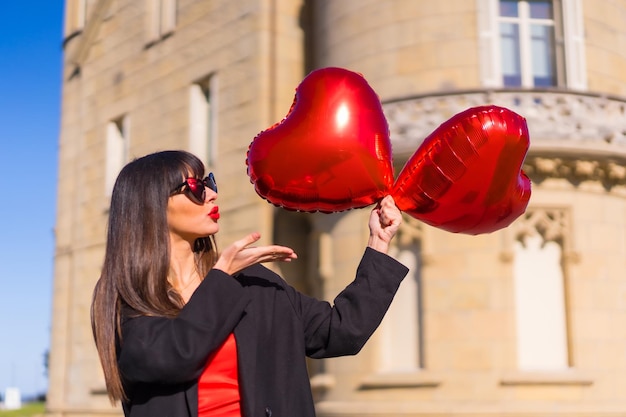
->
xmin=383 ymin=89 xmax=626 ymax=159
xmin=383 ymin=89 xmax=626 ymax=188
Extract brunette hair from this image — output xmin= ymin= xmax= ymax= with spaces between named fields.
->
xmin=90 ymin=150 xmax=218 ymax=403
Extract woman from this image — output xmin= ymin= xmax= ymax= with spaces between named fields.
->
xmin=91 ymin=150 xmax=409 ymax=417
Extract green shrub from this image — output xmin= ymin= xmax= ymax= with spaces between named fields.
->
xmin=0 ymin=402 xmax=45 ymax=417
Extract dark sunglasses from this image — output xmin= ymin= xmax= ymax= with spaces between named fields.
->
xmin=170 ymin=172 xmax=217 ymax=204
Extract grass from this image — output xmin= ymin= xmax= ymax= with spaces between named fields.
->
xmin=0 ymin=402 xmax=45 ymax=417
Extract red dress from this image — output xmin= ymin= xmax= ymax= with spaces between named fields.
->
xmin=197 ymin=333 xmax=241 ymax=417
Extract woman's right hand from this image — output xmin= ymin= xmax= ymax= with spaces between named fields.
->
xmin=213 ymin=232 xmax=297 ymax=275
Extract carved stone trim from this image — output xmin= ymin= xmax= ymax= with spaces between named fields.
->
xmin=512 ymin=207 xmax=581 ymax=264
xmin=500 ymin=370 xmax=593 ymax=386
xmin=523 ymin=156 xmax=626 ymax=189
xmin=515 ymin=207 xmax=569 ymax=248
xmin=395 ymin=214 xmax=423 ymax=246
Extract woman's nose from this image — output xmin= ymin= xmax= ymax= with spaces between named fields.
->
xmin=205 ymin=187 xmax=217 ymax=203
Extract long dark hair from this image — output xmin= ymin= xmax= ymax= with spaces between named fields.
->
xmin=91 ymin=150 xmax=218 ymax=403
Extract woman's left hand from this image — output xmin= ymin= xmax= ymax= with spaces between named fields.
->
xmin=367 ymin=195 xmax=402 ymax=254
xmin=214 ymin=232 xmax=297 ymax=275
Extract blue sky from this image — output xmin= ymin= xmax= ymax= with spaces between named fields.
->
xmin=0 ymin=2 xmax=63 ymax=398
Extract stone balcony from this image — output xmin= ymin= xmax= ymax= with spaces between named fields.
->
xmin=383 ymin=89 xmax=626 ymax=189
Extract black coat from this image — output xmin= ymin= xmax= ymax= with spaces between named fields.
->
xmin=118 ymin=247 xmax=409 ymax=417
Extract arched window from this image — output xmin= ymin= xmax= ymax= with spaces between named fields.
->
xmin=379 ymin=217 xmax=424 ymax=372
xmin=513 ymin=208 xmax=571 ymax=370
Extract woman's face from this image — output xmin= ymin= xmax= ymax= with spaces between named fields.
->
xmin=167 ymin=175 xmax=220 ymax=243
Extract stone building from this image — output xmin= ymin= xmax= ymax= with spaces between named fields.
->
xmin=47 ymin=0 xmax=626 ymax=416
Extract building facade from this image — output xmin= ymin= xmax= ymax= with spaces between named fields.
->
xmin=48 ymin=0 xmax=626 ymax=416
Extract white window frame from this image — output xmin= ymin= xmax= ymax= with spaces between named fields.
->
xmin=189 ymin=75 xmax=218 ymax=169
xmin=76 ymin=0 xmax=87 ymax=30
xmin=65 ymin=0 xmax=88 ymax=35
xmin=477 ymin=0 xmax=587 ymax=90
xmin=147 ymin=0 xmax=177 ymax=43
xmin=105 ymin=116 xmax=130 ymax=197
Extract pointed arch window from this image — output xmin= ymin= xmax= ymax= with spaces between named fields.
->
xmin=513 ymin=208 xmax=571 ymax=370
xmin=378 ymin=217 xmax=424 ymax=372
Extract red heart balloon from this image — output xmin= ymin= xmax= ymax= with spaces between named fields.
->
xmin=246 ymin=67 xmax=394 ymax=212
xmin=391 ymin=106 xmax=531 ymax=235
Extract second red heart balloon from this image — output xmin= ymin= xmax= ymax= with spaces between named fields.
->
xmin=391 ymin=106 xmax=532 ymax=235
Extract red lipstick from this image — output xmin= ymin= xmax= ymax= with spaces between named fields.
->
xmin=209 ymin=206 xmax=220 ymax=220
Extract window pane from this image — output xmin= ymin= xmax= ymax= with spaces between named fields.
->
xmin=531 ymin=24 xmax=557 ymax=86
xmin=500 ymin=0 xmax=519 ymax=17
xmin=189 ymin=81 xmax=213 ymax=167
xmin=105 ymin=117 xmax=128 ymax=196
xmin=529 ymin=0 xmax=553 ymax=19
xmin=500 ymin=22 xmax=522 ymax=87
